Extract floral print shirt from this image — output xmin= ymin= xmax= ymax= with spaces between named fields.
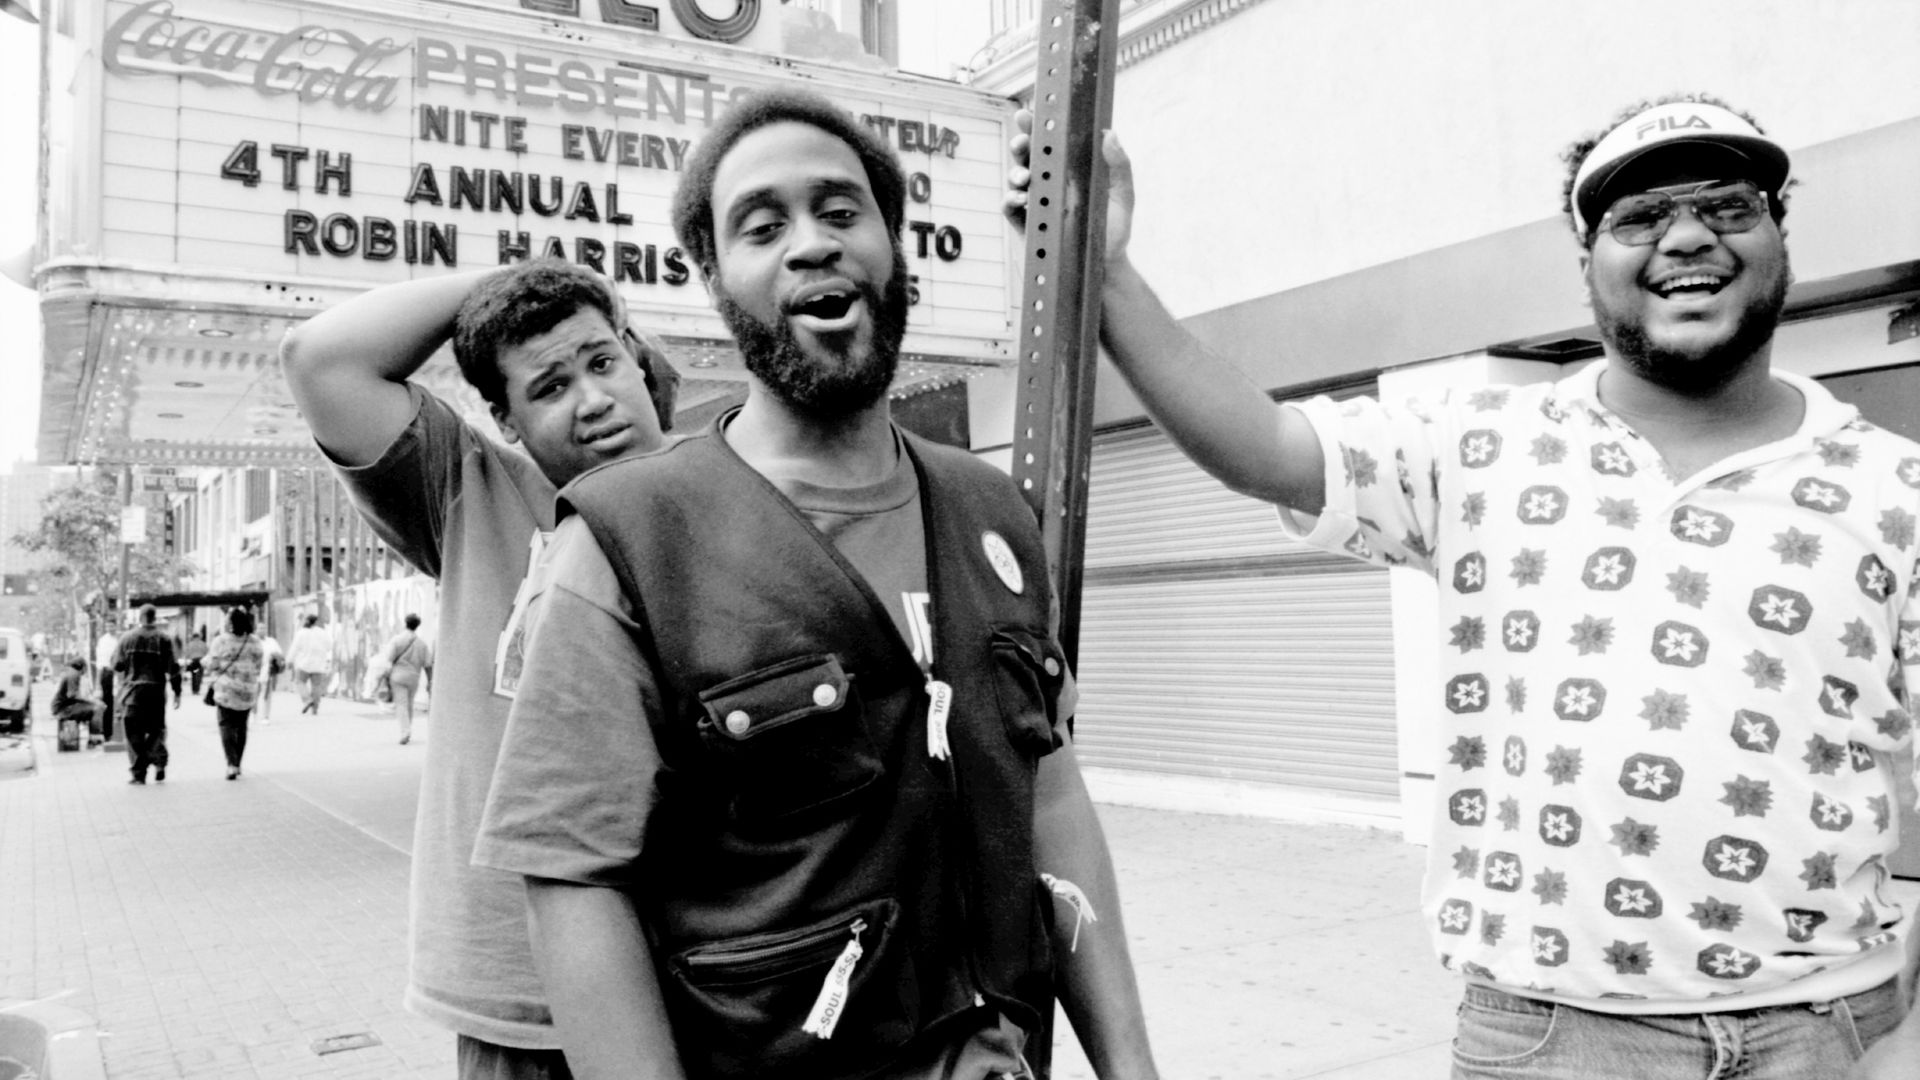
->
xmin=1283 ymin=362 xmax=1920 ymax=1008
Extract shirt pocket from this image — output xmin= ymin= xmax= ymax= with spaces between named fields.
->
xmin=988 ymin=627 xmax=1066 ymax=757
xmin=664 ymin=896 xmax=916 ymax=1079
xmin=696 ymin=654 xmax=884 ymax=822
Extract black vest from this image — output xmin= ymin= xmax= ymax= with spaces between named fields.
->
xmin=561 ymin=420 xmax=1064 ymax=1079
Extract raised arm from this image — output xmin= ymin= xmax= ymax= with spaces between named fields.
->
xmin=279 ymin=268 xmax=502 ymax=467
xmin=1005 ymin=111 xmax=1327 ymax=513
xmin=1033 ymin=741 xmax=1159 ymax=1080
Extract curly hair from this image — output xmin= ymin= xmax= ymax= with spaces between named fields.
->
xmin=1559 ymin=92 xmax=1790 ymax=246
xmin=452 ymin=259 xmax=623 ymax=410
xmin=670 ymin=87 xmax=907 ymax=280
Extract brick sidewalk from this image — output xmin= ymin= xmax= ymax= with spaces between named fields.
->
xmin=0 ymin=693 xmax=455 ymax=1080
xmin=2 ymin=683 xmax=1465 ymax=1080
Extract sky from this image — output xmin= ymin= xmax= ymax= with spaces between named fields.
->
xmin=1 ymin=14 xmax=42 ymax=474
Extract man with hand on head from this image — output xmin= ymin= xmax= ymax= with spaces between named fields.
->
xmin=281 ymin=257 xmax=676 ymax=1080
xmin=1008 ymin=95 xmax=1920 ymax=1079
xmin=475 ymin=88 xmax=1161 ymax=1080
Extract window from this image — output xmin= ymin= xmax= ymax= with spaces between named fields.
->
xmin=246 ymin=469 xmax=272 ymax=523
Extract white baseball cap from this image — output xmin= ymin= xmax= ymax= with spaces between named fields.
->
xmin=1572 ymin=101 xmax=1790 ymax=236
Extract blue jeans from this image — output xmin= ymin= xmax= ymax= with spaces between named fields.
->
xmin=1452 ymin=978 xmax=1906 ymax=1080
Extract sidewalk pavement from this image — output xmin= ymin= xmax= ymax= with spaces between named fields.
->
xmin=1 ymin=681 xmax=1459 ymax=1079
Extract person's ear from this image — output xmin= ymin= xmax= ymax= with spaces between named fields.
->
xmin=491 ymin=401 xmax=523 ymax=445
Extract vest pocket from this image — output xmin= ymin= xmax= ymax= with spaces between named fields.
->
xmin=696 ymin=654 xmax=884 ymax=821
xmin=665 ymin=896 xmax=917 ymax=1079
xmin=989 ymin=628 xmax=1066 ymax=757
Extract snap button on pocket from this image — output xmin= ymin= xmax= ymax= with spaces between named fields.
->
xmin=1043 ymin=657 xmax=1060 ymax=677
xmin=726 ymin=710 xmax=752 ymax=735
xmin=813 ymin=683 xmax=838 ymax=707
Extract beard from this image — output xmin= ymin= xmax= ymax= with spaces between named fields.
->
xmin=1593 ymin=264 xmax=1789 ymax=395
xmin=714 ymin=248 xmax=911 ymax=418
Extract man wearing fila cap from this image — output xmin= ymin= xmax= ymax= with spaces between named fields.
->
xmin=1008 ymin=94 xmax=1920 ymax=1078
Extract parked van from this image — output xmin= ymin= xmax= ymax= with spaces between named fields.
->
xmin=0 ymin=627 xmax=30 ymax=733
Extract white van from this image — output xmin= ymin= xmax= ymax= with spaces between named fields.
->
xmin=0 ymin=627 xmax=30 ymax=733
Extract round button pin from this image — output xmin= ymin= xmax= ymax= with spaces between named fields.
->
xmin=813 ymin=683 xmax=838 ymax=707
xmin=725 ymin=710 xmax=751 ymax=734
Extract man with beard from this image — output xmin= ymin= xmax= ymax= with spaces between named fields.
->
xmin=1006 ymin=95 xmax=1920 ymax=1078
xmin=475 ymin=88 xmax=1161 ymax=1080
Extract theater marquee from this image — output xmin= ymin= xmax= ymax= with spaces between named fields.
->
xmin=91 ymin=0 xmax=1016 ymax=355
xmin=37 ymin=0 xmax=1021 ymax=466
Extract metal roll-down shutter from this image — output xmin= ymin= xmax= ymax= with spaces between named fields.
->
xmin=1072 ymin=424 xmax=1399 ymax=808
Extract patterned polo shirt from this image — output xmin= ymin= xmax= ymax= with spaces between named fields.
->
xmin=1282 ymin=361 xmax=1920 ymax=1010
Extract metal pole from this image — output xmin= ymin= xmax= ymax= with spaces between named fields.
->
xmin=1006 ymin=0 xmax=1119 ymax=669
xmin=116 ymin=464 xmax=131 ymax=621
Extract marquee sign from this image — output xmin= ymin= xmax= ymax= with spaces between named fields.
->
xmin=91 ymin=0 xmax=1017 ymax=360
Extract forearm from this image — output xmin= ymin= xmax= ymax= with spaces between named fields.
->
xmin=282 ymin=268 xmax=498 ymax=383
xmin=1033 ymin=743 xmax=1158 ymax=1080
xmin=1100 ymin=256 xmax=1326 ymax=512
xmin=281 ymin=267 xmax=501 ymax=465
xmin=525 ymin=877 xmax=687 ymax=1080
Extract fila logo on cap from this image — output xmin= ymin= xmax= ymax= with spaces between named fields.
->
xmin=1633 ymin=113 xmax=1714 ymax=142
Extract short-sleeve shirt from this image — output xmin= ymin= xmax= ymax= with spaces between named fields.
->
xmin=1282 ymin=362 xmax=1920 ymax=1011
xmin=330 ymin=383 xmax=563 ymax=1048
xmin=476 ymin=432 xmax=1076 ymax=885
xmin=475 ymin=434 xmax=939 ymax=886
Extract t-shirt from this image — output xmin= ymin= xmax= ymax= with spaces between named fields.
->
xmin=330 ymin=383 xmax=562 ymax=1048
xmin=474 ymin=433 xmax=936 ymax=887
xmin=1281 ymin=362 xmax=1920 ymax=1011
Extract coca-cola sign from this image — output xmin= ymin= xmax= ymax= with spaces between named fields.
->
xmin=103 ymin=0 xmax=405 ymax=111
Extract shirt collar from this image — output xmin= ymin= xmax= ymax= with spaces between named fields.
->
xmin=1550 ymin=360 xmax=1859 ymax=438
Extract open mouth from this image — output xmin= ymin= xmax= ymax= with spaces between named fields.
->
xmin=788 ymin=286 xmax=865 ymax=333
xmin=1651 ymin=272 xmax=1728 ymax=299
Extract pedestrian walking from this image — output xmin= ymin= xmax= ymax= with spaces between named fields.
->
xmin=381 ymin=614 xmax=432 ymax=746
xmin=92 ymin=626 xmax=117 ymax=741
xmin=282 ymin=255 xmax=677 ymax=1074
xmin=110 ymin=604 xmax=180 ymax=784
xmin=475 ymin=88 xmax=1159 ymax=1080
xmin=203 ymin=608 xmax=264 ymax=780
xmin=1007 ymin=93 xmax=1919 ymax=1078
xmin=288 ymin=613 xmax=331 ymax=714
xmin=182 ymin=629 xmax=208 ymax=695
xmin=257 ymin=631 xmax=284 ymax=724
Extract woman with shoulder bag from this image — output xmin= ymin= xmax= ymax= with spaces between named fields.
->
xmin=203 ymin=608 xmax=265 ymax=779
xmin=382 ymin=613 xmax=432 ymax=746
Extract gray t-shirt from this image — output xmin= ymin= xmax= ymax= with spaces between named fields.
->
xmin=474 ymin=436 xmax=932 ymax=886
xmin=333 ymin=384 xmax=562 ymax=1048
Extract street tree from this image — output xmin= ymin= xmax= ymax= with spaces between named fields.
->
xmin=9 ymin=475 xmax=194 ymax=644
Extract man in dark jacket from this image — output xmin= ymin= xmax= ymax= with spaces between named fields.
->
xmin=111 ymin=604 xmax=180 ymax=784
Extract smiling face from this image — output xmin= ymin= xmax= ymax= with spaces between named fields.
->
xmin=1584 ymin=163 xmax=1791 ymax=393
xmin=706 ymin=121 xmax=908 ymax=417
xmin=490 ymin=307 xmax=664 ymax=486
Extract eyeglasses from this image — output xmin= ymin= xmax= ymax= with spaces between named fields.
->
xmin=1596 ymin=179 xmax=1771 ymax=247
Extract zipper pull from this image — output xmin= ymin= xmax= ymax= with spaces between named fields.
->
xmin=801 ymin=918 xmax=867 ymax=1040
xmin=1041 ymin=873 xmax=1099 ymax=952
xmin=925 ymin=679 xmax=953 ymax=760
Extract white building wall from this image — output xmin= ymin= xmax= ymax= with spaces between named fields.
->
xmin=1111 ymin=0 xmax=1920 ymax=323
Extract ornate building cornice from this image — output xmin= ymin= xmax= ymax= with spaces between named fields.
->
xmin=966 ymin=0 xmax=1267 ymax=98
